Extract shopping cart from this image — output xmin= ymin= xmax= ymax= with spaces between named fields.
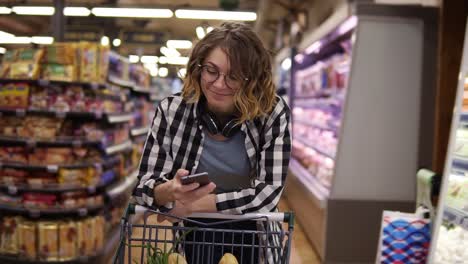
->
xmin=113 ymin=203 xmax=295 ymax=264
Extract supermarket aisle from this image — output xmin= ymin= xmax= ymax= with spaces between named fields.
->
xmin=123 ymin=198 xmax=320 ymax=264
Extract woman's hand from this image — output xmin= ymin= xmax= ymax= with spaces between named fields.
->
xmin=157 ymin=201 xmax=193 ymax=223
xmin=170 ymin=169 xmax=216 ymax=205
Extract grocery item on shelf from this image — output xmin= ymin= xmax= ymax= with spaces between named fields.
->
xmin=445 ymin=175 xmax=468 ymax=211
xmin=433 ymin=225 xmax=468 ymax=264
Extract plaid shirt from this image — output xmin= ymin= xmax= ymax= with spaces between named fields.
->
xmin=133 ymin=93 xmax=291 ymax=214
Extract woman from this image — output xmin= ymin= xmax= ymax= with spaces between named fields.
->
xmin=133 ymin=21 xmax=291 ymax=263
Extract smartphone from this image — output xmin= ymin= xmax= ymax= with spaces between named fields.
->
xmin=180 ymin=172 xmax=210 ymax=186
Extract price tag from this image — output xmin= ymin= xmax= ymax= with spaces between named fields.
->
xmin=72 ymin=140 xmax=83 ymax=148
xmin=94 ymin=163 xmax=103 ymax=172
xmin=55 ymin=111 xmax=66 ymax=119
xmin=7 ymin=185 xmax=18 ymax=195
xmin=15 ymin=109 xmax=26 ymax=117
xmin=38 ymin=79 xmax=50 ymax=86
xmin=29 ymin=209 xmax=41 ymax=218
xmin=95 ymin=111 xmax=103 ymax=119
xmin=46 ymin=165 xmax=59 ymax=173
xmin=26 ymin=139 xmax=36 ymax=148
xmin=87 ymin=186 xmax=96 ymax=194
xmin=90 ymin=82 xmax=99 ymax=90
xmin=77 ymin=208 xmax=88 ymax=217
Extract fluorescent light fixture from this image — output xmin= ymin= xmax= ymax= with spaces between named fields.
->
xmin=196 ymin=26 xmax=205 ymax=40
xmin=207 ymin=26 xmax=214 ymax=33
xmin=0 ymin=47 xmax=6 ymax=54
xmin=101 ymin=36 xmax=110 ymax=46
xmin=175 ymin=9 xmax=256 ymax=21
xmin=178 ymin=68 xmax=187 ymax=78
xmin=32 ymin=36 xmax=54 ymax=44
xmin=64 ymin=7 xmax=90 ymax=16
xmin=158 ymin=67 xmax=168 ymax=77
xmin=167 ymin=40 xmax=192 ymax=49
xmin=12 ymin=6 xmax=55 ymax=15
xmin=160 ymin=46 xmax=180 ymax=58
xmin=337 ymin=16 xmax=357 ymax=35
xmin=129 ymin=55 xmax=140 ymax=63
xmin=150 ymin=68 xmax=158 ymax=77
xmin=92 ymin=7 xmax=173 ymax=18
xmin=158 ymin=56 xmax=168 ymax=64
xmin=281 ymin=58 xmax=291 ymax=71
xmin=0 ymin=30 xmax=14 ymax=39
xmin=167 ymin=56 xmax=189 ymax=65
xmin=0 ymin=7 xmax=11 ymax=14
xmin=0 ymin=36 xmax=31 ymax=44
xmin=112 ymin=38 xmax=121 ymax=47
xmin=140 ymin=55 xmax=158 ymax=64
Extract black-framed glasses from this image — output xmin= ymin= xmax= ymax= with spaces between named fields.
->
xmin=198 ymin=64 xmax=248 ymax=89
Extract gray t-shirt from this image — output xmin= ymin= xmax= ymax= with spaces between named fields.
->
xmin=196 ymin=130 xmax=252 ymax=193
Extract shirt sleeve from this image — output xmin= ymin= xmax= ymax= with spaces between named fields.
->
xmin=132 ymin=99 xmax=175 ymax=212
xmin=215 ymin=98 xmax=291 ymax=214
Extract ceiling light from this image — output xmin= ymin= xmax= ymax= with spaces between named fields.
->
xmin=207 ymin=26 xmax=214 ymax=33
xmin=175 ymin=9 xmax=257 ymax=21
xmin=0 ymin=47 xmax=6 ymax=54
xmin=92 ymin=7 xmax=173 ymax=18
xmin=129 ymin=55 xmax=139 ymax=63
xmin=12 ymin=6 xmax=55 ymax=16
xmin=160 ymin=46 xmax=180 ymax=58
xmin=112 ymin=38 xmax=121 ymax=47
xmin=101 ymin=36 xmax=110 ymax=46
xmin=140 ymin=56 xmax=158 ymax=64
xmin=196 ymin=26 xmax=205 ymax=40
xmin=0 ymin=36 xmax=31 ymax=44
xmin=167 ymin=57 xmax=189 ymax=65
xmin=158 ymin=56 xmax=168 ymax=64
xmin=167 ymin=40 xmax=192 ymax=49
xmin=64 ymin=7 xmax=90 ymax=16
xmin=144 ymin=63 xmax=158 ymax=71
xmin=0 ymin=7 xmax=11 ymax=14
xmin=0 ymin=30 xmax=14 ymax=39
xmin=178 ymin=68 xmax=187 ymax=78
xmin=158 ymin=67 xmax=168 ymax=77
xmin=150 ymin=68 xmax=158 ymax=77
xmin=32 ymin=36 xmax=54 ymax=45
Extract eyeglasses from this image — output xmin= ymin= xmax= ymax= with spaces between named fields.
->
xmin=198 ymin=64 xmax=248 ymax=89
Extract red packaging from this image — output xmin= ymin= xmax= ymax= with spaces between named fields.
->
xmin=23 ymin=193 xmax=57 ymax=208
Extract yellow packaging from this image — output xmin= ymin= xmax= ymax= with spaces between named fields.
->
xmin=0 ymin=216 xmax=19 ymax=254
xmin=18 ymin=220 xmax=37 ymax=259
xmin=76 ymin=218 xmax=94 ymax=255
xmin=42 ymin=64 xmax=77 ymax=82
xmin=58 ymin=168 xmax=87 ymax=185
xmin=10 ymin=62 xmax=41 ymax=79
xmin=98 ymin=46 xmax=110 ymax=83
xmin=38 ymin=221 xmax=59 ymax=261
xmin=79 ymin=42 xmax=99 ymax=82
xmin=58 ymin=221 xmax=77 ymax=260
xmin=94 ymin=215 xmax=105 ymax=250
xmin=43 ymin=43 xmax=76 ymax=65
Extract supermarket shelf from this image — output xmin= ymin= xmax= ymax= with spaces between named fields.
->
xmin=0 ymin=227 xmax=120 ymax=264
xmin=294 ymin=118 xmax=338 ymax=133
xmin=443 ymin=206 xmax=468 ymax=231
xmin=106 ymin=113 xmax=133 ymax=123
xmin=132 ymin=85 xmax=151 ymax=94
xmin=289 ymin=158 xmax=329 ymax=208
xmin=107 ymin=170 xmax=139 ymax=199
xmin=0 ymin=203 xmax=104 ymax=218
xmin=0 ymin=156 xmax=120 ymax=172
xmin=0 ymin=135 xmax=101 ymax=148
xmin=452 ymin=157 xmax=468 ymax=172
xmin=108 ymin=75 xmax=135 ymax=88
xmin=0 ymin=78 xmax=106 ymax=89
xmin=104 ymin=140 xmax=133 ymax=155
xmin=131 ymin=126 xmax=150 ymax=137
xmin=294 ymin=136 xmax=336 ymax=159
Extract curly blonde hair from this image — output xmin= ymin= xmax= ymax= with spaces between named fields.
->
xmin=181 ymin=21 xmax=276 ymax=123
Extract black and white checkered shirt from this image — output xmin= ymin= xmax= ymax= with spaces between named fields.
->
xmin=133 ymin=93 xmax=291 ymax=214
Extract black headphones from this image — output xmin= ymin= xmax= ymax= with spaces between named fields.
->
xmin=197 ymin=98 xmax=241 ymax=138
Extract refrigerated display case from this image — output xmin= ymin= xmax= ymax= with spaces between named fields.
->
xmin=427 ymin=17 xmax=468 ymax=264
xmin=283 ymin=3 xmax=438 ymax=263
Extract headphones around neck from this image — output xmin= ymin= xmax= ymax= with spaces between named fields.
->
xmin=197 ymin=99 xmax=241 ymax=138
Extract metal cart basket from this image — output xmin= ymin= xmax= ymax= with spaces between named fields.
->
xmin=113 ymin=203 xmax=295 ymax=264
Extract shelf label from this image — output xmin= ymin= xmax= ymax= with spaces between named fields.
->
xmin=38 ymin=79 xmax=50 ymax=86
xmin=29 ymin=209 xmax=40 ymax=218
xmin=87 ymin=186 xmax=96 ymax=194
xmin=72 ymin=140 xmax=83 ymax=148
xmin=95 ymin=111 xmax=103 ymax=119
xmin=77 ymin=208 xmax=88 ymax=216
xmin=55 ymin=111 xmax=66 ymax=119
xmin=26 ymin=139 xmax=36 ymax=148
xmin=90 ymin=82 xmax=99 ymax=90
xmin=7 ymin=185 xmax=18 ymax=195
xmin=93 ymin=163 xmax=103 ymax=172
xmin=47 ymin=165 xmax=59 ymax=173
xmin=15 ymin=109 xmax=26 ymax=117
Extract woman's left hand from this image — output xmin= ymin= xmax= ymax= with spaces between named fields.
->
xmin=157 ymin=201 xmax=193 ymax=223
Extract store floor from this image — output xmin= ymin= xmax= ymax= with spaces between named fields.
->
xmin=123 ymin=198 xmax=320 ymax=264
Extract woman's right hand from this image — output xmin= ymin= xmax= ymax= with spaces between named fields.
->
xmin=154 ymin=169 xmax=216 ymax=206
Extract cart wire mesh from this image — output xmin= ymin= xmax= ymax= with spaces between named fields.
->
xmin=113 ymin=204 xmax=295 ymax=264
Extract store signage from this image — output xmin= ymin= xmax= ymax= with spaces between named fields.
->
xmin=123 ymin=32 xmax=165 ymax=44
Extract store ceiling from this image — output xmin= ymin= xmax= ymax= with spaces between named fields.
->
xmin=0 ymin=0 xmax=265 ymax=57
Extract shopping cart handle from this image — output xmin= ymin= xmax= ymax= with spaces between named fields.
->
xmin=131 ymin=204 xmax=294 ymax=223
